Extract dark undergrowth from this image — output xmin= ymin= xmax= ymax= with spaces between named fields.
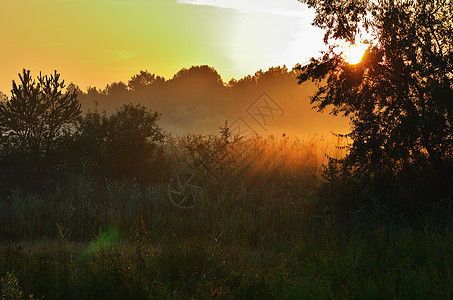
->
xmin=1 ymin=228 xmax=453 ymax=299
xmin=1 ymin=134 xmax=452 ymax=299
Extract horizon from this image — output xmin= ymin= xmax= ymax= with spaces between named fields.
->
xmin=0 ymin=0 xmax=325 ymax=94
xmin=0 ymin=63 xmax=304 ymax=95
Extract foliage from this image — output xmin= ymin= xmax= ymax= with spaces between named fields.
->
xmin=75 ymin=103 xmax=166 ymax=183
xmin=1 ymin=271 xmax=23 ymax=300
xmin=0 ymin=133 xmax=332 ymax=241
xmin=128 ymin=70 xmax=165 ymax=94
xmin=0 ymin=118 xmax=453 ymax=297
xmin=2 ymin=59 xmax=453 ymax=297
xmin=2 ymin=228 xmax=453 ymax=298
xmin=298 ymin=0 xmax=453 ymax=210
xmin=0 ymin=70 xmax=81 ymax=192
xmin=0 ymin=69 xmax=80 ymax=158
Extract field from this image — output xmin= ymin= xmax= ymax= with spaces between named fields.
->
xmin=2 ymin=0 xmax=453 ymax=297
xmin=1 ymin=134 xmax=452 ymax=299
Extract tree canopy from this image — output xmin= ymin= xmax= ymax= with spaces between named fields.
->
xmin=0 ymin=70 xmax=81 ymax=156
xmin=76 ymin=103 xmax=166 ymax=183
xmin=0 ymin=70 xmax=81 ymax=191
xmin=298 ymin=0 xmax=453 ymax=208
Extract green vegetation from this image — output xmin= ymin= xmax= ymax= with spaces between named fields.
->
xmin=299 ymin=0 xmax=453 ymax=212
xmin=0 ymin=124 xmax=452 ymax=298
xmin=2 ymin=229 xmax=453 ymax=299
xmin=1 ymin=0 xmax=453 ymax=295
xmin=0 ymin=70 xmax=81 ymax=193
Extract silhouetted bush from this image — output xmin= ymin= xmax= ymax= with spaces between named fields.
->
xmin=75 ymin=103 xmax=167 ymax=183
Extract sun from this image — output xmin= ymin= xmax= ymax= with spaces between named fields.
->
xmin=340 ymin=42 xmax=368 ymax=65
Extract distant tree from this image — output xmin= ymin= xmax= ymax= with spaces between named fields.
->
xmin=86 ymin=86 xmax=102 ymax=97
xmin=171 ymin=65 xmax=224 ymax=84
xmin=104 ymin=82 xmax=129 ymax=97
xmin=128 ymin=70 xmax=165 ymax=93
xmin=0 ymin=69 xmax=81 ymax=190
xmin=166 ymin=65 xmax=227 ymax=111
xmin=298 ymin=0 xmax=453 ymax=209
xmin=66 ymin=82 xmax=83 ymax=96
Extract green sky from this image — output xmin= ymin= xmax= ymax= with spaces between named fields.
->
xmin=0 ymin=0 xmax=324 ymax=93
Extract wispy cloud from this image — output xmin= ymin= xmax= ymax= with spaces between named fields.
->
xmin=177 ymin=0 xmax=313 ymax=19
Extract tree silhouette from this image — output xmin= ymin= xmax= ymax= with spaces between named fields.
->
xmin=76 ymin=103 xmax=166 ymax=183
xmin=128 ymin=70 xmax=165 ymax=94
xmin=0 ymin=69 xmax=81 ymax=190
xmin=0 ymin=92 xmax=7 ymax=102
xmin=298 ymin=0 xmax=453 ymax=209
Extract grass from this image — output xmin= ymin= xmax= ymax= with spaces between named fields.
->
xmin=2 ymin=231 xmax=453 ymax=299
xmin=1 ymin=133 xmax=452 ymax=299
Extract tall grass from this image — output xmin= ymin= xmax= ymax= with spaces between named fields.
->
xmin=1 ymin=133 xmax=452 ymax=298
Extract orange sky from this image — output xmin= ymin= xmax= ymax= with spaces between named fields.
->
xmin=0 ymin=0 xmax=325 ymax=94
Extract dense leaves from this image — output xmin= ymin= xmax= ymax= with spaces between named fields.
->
xmin=298 ymin=0 xmax=453 ymax=210
xmin=0 ymin=71 xmax=167 ymax=191
xmin=76 ymin=103 xmax=166 ymax=183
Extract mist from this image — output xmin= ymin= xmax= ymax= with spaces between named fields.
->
xmin=73 ymin=65 xmax=349 ymax=137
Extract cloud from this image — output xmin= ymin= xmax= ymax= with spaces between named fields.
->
xmin=176 ymin=0 xmax=314 ymax=19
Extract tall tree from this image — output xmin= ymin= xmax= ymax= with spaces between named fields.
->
xmin=298 ymin=0 xmax=453 ymax=208
xmin=0 ymin=69 xmax=81 ymax=189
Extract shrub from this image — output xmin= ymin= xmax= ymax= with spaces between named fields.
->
xmin=75 ymin=103 xmax=166 ymax=183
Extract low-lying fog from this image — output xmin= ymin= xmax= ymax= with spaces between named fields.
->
xmin=73 ymin=65 xmax=350 ymax=138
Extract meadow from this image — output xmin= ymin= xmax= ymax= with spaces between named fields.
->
xmin=1 ymin=132 xmax=452 ymax=299
xmin=2 ymin=0 xmax=453 ymax=296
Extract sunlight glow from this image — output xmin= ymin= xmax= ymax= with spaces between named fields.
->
xmin=340 ymin=42 xmax=368 ymax=65
xmin=0 ymin=0 xmax=324 ymax=93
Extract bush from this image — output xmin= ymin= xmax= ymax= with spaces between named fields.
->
xmin=75 ymin=103 xmax=167 ymax=183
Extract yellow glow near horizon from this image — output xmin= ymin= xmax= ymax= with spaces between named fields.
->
xmin=0 ymin=0 xmax=324 ymax=94
xmin=341 ymin=42 xmax=369 ymax=65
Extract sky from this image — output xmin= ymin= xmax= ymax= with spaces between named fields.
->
xmin=0 ymin=0 xmax=325 ymax=94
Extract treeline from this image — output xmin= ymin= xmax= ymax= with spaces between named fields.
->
xmin=0 ymin=70 xmax=167 ymax=195
xmin=1 ymin=64 xmax=451 ymax=223
xmin=0 ymin=65 xmax=347 ymax=196
xmin=71 ymin=65 xmax=348 ymax=136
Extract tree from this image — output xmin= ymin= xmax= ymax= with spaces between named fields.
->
xmin=298 ymin=0 xmax=453 ymax=210
xmin=76 ymin=103 xmax=166 ymax=183
xmin=0 ymin=92 xmax=7 ymax=102
xmin=128 ymin=70 xmax=165 ymax=93
xmin=0 ymin=69 xmax=81 ymax=190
